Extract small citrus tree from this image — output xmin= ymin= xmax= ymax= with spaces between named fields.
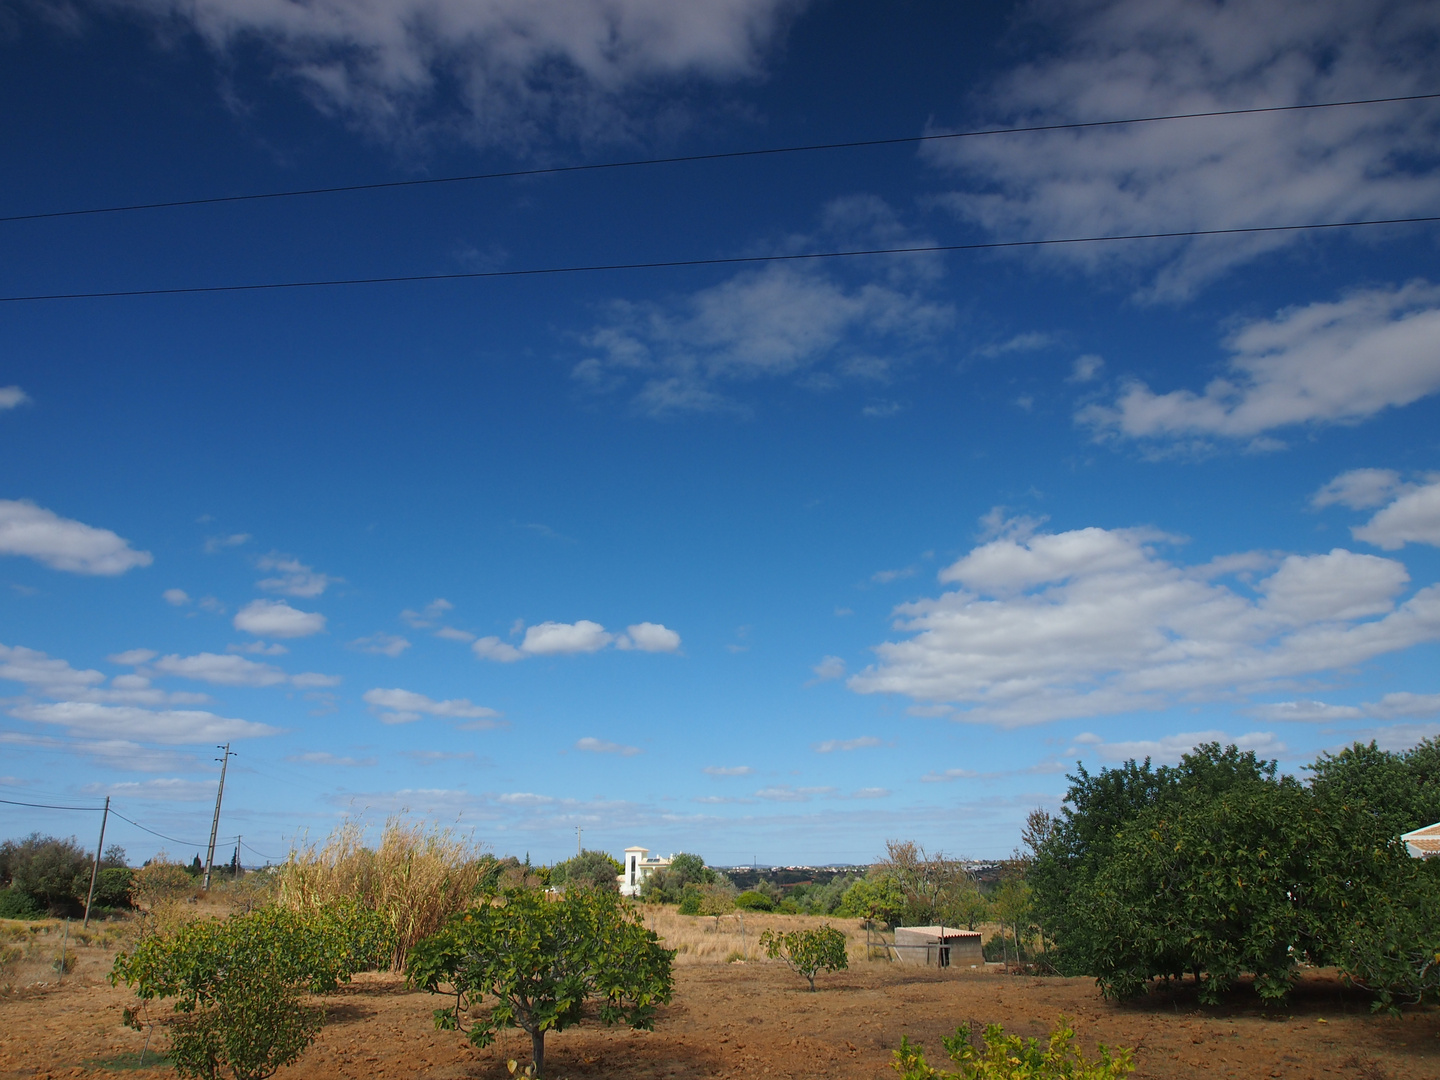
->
xmin=111 ymin=901 xmax=391 ymax=1080
xmin=408 ymin=887 xmax=674 ymax=1077
xmin=893 ymin=1017 xmax=1133 ymax=1080
xmin=759 ymin=924 xmax=848 ymax=990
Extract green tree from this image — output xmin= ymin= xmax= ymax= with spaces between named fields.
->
xmin=408 ymin=887 xmax=674 ymax=1077
xmin=1309 ymin=738 xmax=1440 ymax=836
xmin=759 ymin=924 xmax=848 ymax=991
xmin=837 ymin=873 xmax=905 ymax=925
xmin=112 ymin=901 xmax=391 ymax=1080
xmin=549 ymin=850 xmax=622 ymax=893
xmin=0 ymin=833 xmax=91 ymax=914
xmin=892 ymin=1018 xmax=1133 ymax=1080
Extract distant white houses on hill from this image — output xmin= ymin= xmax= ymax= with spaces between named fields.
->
xmin=618 ymin=846 xmax=671 ymax=896
xmin=1402 ymin=822 xmax=1440 ymax=858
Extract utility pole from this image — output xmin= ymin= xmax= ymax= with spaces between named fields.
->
xmin=82 ymin=796 xmax=110 ymax=928
xmin=203 ymin=744 xmax=235 ymax=890
xmin=576 ymin=826 xmax=582 ymax=856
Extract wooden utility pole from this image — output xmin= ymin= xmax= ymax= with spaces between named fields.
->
xmin=576 ymin=826 xmax=582 ymax=856
xmin=82 ymin=795 xmax=110 ymax=927
xmin=203 ymin=744 xmax=235 ymax=890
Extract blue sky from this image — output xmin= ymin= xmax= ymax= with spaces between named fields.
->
xmin=2 ymin=0 xmax=1439 ymax=866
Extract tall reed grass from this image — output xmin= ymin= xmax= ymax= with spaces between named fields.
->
xmin=275 ymin=817 xmax=487 ymax=968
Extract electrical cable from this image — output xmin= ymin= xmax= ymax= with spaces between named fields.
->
xmin=239 ymin=839 xmax=283 ymax=862
xmin=0 ymin=795 xmax=105 ymax=811
xmin=1 ymin=213 xmax=1435 ymax=304
xmin=1 ymin=92 xmax=1435 ymax=226
xmin=108 ymin=809 xmax=234 ymax=850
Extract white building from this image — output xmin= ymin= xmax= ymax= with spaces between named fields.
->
xmin=617 ymin=846 xmax=671 ymax=896
xmin=1402 ymin=821 xmax=1440 ymax=858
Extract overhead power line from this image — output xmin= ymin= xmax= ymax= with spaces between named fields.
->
xmin=1 ymin=214 xmax=1435 ymax=304
xmin=109 ymin=809 xmax=234 ymax=851
xmin=2 ymin=92 xmax=1436 ymax=226
xmin=0 ymin=795 xmax=106 ymax=811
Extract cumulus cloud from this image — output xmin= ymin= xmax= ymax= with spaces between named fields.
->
xmin=350 ymin=632 xmax=412 ymax=657
xmin=93 ymin=0 xmax=803 ymax=150
xmin=813 ymin=736 xmax=881 ymax=752
xmin=1068 ymin=728 xmax=1286 ymax=765
xmin=930 ymin=0 xmax=1440 ymax=297
xmin=1312 ymin=468 xmax=1404 ymax=510
xmin=1352 ymin=475 xmax=1440 ymax=550
xmin=522 ymin=619 xmax=613 ymax=654
xmin=576 ymin=199 xmax=953 ymax=415
xmin=401 ymin=598 xmax=454 ymax=628
xmin=615 ymin=622 xmax=681 ymax=652
xmin=1252 ymin=690 xmax=1440 ymax=723
xmin=434 ymin=626 xmax=476 ymax=642
xmin=203 ymin=533 xmax=250 ymax=553
xmin=162 ymin=588 xmax=191 ymax=606
xmin=1080 ymin=282 xmax=1440 ymax=444
xmin=754 ymin=784 xmax=834 ymax=802
xmin=287 ymin=751 xmax=377 ymax=767
xmin=256 ymin=552 xmax=340 ymax=597
xmin=0 ymin=499 xmax=152 ymax=575
xmin=472 ymin=635 xmax=525 ymax=662
xmin=363 ymin=687 xmax=502 ymax=727
xmin=233 ymin=599 xmax=326 ymax=638
xmin=82 ymin=777 xmax=217 ymax=801
xmin=0 ymin=386 xmax=30 ymax=410
xmin=3 ymin=644 xmax=205 ymax=706
xmin=0 ymin=731 xmax=195 ymax=772
xmin=811 ymin=656 xmax=846 ymax=681
xmin=847 ymin=518 xmax=1440 ymax=726
xmin=575 ymin=736 xmax=642 ymax=755
xmin=703 ymin=765 xmax=754 ymax=776
xmin=12 ymin=700 xmax=276 ymax=743
xmin=150 ymin=651 xmax=338 ymax=689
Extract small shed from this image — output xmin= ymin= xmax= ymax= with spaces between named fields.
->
xmin=1401 ymin=822 xmax=1440 ymax=858
xmin=891 ymin=926 xmax=984 ymax=968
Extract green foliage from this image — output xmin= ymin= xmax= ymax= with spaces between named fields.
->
xmin=638 ymin=852 xmax=720 ymax=904
xmin=892 ymin=1018 xmax=1134 ymax=1080
xmin=93 ymin=867 xmax=136 ymax=910
xmin=549 ymin=850 xmax=622 ymax=893
xmin=837 ymin=874 xmax=906 ymax=925
xmin=111 ymin=902 xmax=391 ymax=1080
xmin=734 ymin=889 xmax=774 ymax=912
xmin=759 ymin=924 xmax=848 ymax=991
xmin=0 ymin=833 xmax=91 ymax=915
xmin=1029 ymin=740 xmax=1440 ymax=1007
xmin=408 ymin=887 xmax=674 ymax=1077
xmin=0 ymin=886 xmax=43 ymax=919
xmin=677 ymin=885 xmax=702 ymax=915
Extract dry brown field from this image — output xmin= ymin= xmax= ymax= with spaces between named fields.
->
xmin=2 ymin=912 xmax=1438 ymax=1080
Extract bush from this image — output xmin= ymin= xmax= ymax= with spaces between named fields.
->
xmin=92 ymin=867 xmax=136 ymax=910
xmin=734 ymin=890 xmax=774 ymax=912
xmin=131 ymin=860 xmax=196 ymax=910
xmin=0 ymin=833 xmax=90 ymax=915
xmin=112 ymin=901 xmax=391 ymax=1080
xmin=759 ymin=924 xmax=848 ymax=991
xmin=409 ymin=886 xmax=674 ymax=1078
xmin=550 ymin=850 xmax=622 ymax=892
xmin=677 ymin=885 xmax=702 ymax=915
xmin=893 ymin=1018 xmax=1133 ymax=1080
xmin=0 ymin=886 xmax=43 ymax=920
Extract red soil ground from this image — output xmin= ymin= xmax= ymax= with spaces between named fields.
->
xmin=2 ymin=958 xmax=1438 ymax=1080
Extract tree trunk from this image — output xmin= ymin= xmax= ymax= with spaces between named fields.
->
xmin=532 ymin=1029 xmax=546 ymax=1078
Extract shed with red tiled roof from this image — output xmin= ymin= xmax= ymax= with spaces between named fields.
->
xmin=1400 ymin=822 xmax=1440 ymax=858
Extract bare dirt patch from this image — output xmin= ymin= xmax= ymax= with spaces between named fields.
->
xmin=2 ymin=915 xmax=1436 ymax=1080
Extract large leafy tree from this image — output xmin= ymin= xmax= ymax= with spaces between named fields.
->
xmin=408 ymin=887 xmax=674 ymax=1077
xmin=549 ymin=850 xmax=622 ymax=893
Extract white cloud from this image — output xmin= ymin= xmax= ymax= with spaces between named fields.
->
xmin=83 ymin=778 xmax=217 ymax=801
xmin=102 ymin=0 xmax=802 ymax=149
xmin=520 ymin=620 xmax=612 ymax=655
xmin=754 ymin=784 xmax=834 ymax=802
xmin=256 ymin=552 xmax=340 ymax=597
xmin=0 ymin=386 xmax=30 ymax=410
xmin=228 ymin=641 xmax=287 ymax=655
xmin=978 ymin=332 xmax=1056 ymax=358
xmin=434 ymin=626 xmax=476 ymax=642
xmin=12 ymin=700 xmax=277 ymax=743
xmin=930 ymin=0 xmax=1440 ymax=297
xmin=1068 ymin=355 xmax=1105 ymax=383
xmin=162 ymin=588 xmax=191 ymax=606
xmin=811 ymin=655 xmax=846 ymax=681
xmin=1070 ymin=729 xmax=1286 ymax=765
xmin=203 ymin=533 xmax=250 ymax=553
xmin=615 ymin=622 xmax=681 ymax=652
xmin=152 ymin=652 xmax=289 ymax=687
xmin=472 ymin=635 xmax=525 ymax=662
xmin=0 ymin=732 xmax=195 ymax=772
xmin=0 ymin=499 xmax=152 ymax=575
xmin=233 ymin=599 xmax=326 ymax=638
xmin=872 ymin=566 xmax=915 ymax=584
xmin=1080 ymin=283 xmax=1440 ymax=444
xmin=108 ymin=648 xmax=157 ymax=666
xmin=575 ymin=736 xmax=642 ymax=756
xmin=848 ymin=519 xmax=1440 ymax=726
xmin=851 ymin=787 xmax=890 ymax=799
xmin=363 ymin=687 xmax=502 ymax=727
xmin=350 ymin=632 xmax=412 ymax=657
xmin=402 ymin=598 xmax=454 ymax=628
xmin=1353 ymin=475 xmax=1440 ymax=550
xmin=1253 ymin=690 xmax=1440 ymax=723
xmin=813 ymin=736 xmax=881 ymax=753
xmin=1311 ymin=468 xmax=1404 ymax=510
xmin=498 ymin=792 xmax=555 ymax=805
xmin=577 ymin=200 xmax=953 ymax=415
xmin=704 ymin=765 xmax=754 ymax=777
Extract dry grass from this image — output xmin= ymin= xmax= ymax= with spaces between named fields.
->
xmin=275 ymin=816 xmax=487 ymax=968
xmin=0 ymin=916 xmax=136 ymax=995
xmin=640 ymin=906 xmax=882 ymax=966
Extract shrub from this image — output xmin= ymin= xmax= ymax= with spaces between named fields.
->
xmin=759 ymin=924 xmax=848 ymax=991
xmin=0 ymin=886 xmax=42 ymax=920
xmin=276 ymin=817 xmax=488 ymax=968
xmin=734 ymin=890 xmax=774 ymax=912
xmin=132 ymin=859 xmax=197 ymax=910
xmin=112 ymin=901 xmax=391 ymax=1080
xmin=549 ymin=850 xmax=622 ymax=893
xmin=677 ymin=885 xmax=702 ymax=915
xmin=409 ymin=886 xmax=674 ymax=1078
xmin=0 ymin=833 xmax=90 ymax=915
xmin=92 ymin=867 xmax=136 ymax=910
xmin=893 ymin=1018 xmax=1133 ymax=1080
